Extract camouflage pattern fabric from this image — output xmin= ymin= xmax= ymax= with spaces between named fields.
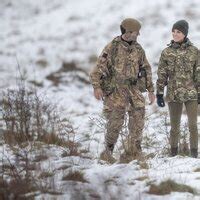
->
xmin=90 ymin=36 xmax=154 ymax=156
xmin=90 ymin=36 xmax=154 ymax=93
xmin=156 ymin=39 xmax=200 ymax=102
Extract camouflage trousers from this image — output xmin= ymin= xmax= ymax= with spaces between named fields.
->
xmin=103 ymin=87 xmax=145 ymax=153
xmin=103 ymin=107 xmax=145 ymax=153
xmin=168 ymin=100 xmax=198 ymax=149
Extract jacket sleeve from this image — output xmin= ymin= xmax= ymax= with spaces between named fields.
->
xmin=193 ymin=50 xmax=200 ymax=93
xmin=89 ymin=42 xmax=112 ymax=89
xmin=156 ymin=51 xmax=168 ymax=95
xmin=142 ymin=52 xmax=154 ymax=92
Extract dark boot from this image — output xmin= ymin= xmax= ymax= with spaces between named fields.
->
xmin=191 ymin=148 xmax=198 ymax=158
xmin=171 ymin=147 xmax=178 ymax=157
xmin=136 ymin=140 xmax=142 ymax=152
xmin=108 ymin=144 xmax=114 ymax=153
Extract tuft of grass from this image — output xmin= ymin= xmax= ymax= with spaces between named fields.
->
xmin=194 ymin=168 xmax=200 ymax=172
xmin=135 ymin=176 xmax=149 ymax=181
xmin=39 ymin=171 xmax=54 ymax=179
xmin=35 ymin=59 xmax=48 ymax=68
xmin=61 ymin=143 xmax=80 ymax=157
xmin=148 ymin=179 xmax=196 ymax=195
xmin=57 ymin=165 xmax=71 ymax=170
xmin=33 ymin=154 xmax=49 ymax=162
xmin=0 ymin=176 xmax=37 ymax=199
xmin=3 ymin=130 xmax=33 ymax=146
xmin=29 ymin=80 xmax=43 ymax=87
xmin=37 ymin=132 xmax=79 ymax=149
xmin=104 ymin=178 xmax=117 ymax=185
xmin=145 ymin=153 xmax=156 ymax=159
xmin=62 ymin=170 xmax=88 ymax=183
xmin=139 ymin=160 xmax=149 ymax=169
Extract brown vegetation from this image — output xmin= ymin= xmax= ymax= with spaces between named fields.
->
xmin=148 ymin=179 xmax=196 ymax=195
xmin=62 ymin=170 xmax=88 ymax=183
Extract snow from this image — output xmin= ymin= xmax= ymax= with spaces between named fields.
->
xmin=1 ymin=0 xmax=200 ymax=199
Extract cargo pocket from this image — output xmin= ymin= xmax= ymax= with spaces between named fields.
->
xmin=183 ymin=56 xmax=195 ymax=73
xmin=166 ymin=57 xmax=176 ymax=75
xmin=174 ymin=87 xmax=187 ymax=102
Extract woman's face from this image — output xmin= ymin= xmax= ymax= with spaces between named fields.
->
xmin=172 ymin=29 xmax=185 ymax=43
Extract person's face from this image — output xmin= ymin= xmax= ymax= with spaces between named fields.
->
xmin=123 ymin=31 xmax=139 ymax=41
xmin=172 ymin=29 xmax=185 ymax=43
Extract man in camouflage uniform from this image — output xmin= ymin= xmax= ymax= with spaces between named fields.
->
xmin=90 ymin=18 xmax=155 ymax=163
xmin=156 ymin=20 xmax=200 ymax=158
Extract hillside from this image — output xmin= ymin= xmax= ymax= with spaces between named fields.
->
xmin=1 ymin=0 xmax=200 ymax=199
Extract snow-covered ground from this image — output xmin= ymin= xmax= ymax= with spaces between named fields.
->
xmin=1 ymin=0 xmax=200 ymax=199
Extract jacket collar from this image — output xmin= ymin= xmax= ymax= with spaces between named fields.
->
xmin=119 ymin=36 xmax=138 ymax=48
xmin=168 ymin=38 xmax=192 ymax=49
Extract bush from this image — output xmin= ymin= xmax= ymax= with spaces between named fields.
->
xmin=0 ymin=78 xmax=80 ymax=197
xmin=1 ymin=84 xmax=79 ymax=151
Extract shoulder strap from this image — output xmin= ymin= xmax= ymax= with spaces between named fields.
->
xmin=136 ymin=44 xmax=145 ymax=69
xmin=108 ymin=39 xmax=120 ymax=75
xmin=110 ymin=39 xmax=119 ymax=66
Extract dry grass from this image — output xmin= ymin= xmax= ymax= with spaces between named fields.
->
xmin=57 ymin=165 xmax=71 ymax=170
xmin=135 ymin=176 xmax=149 ymax=181
xmin=194 ymin=168 xmax=200 ymax=172
xmin=61 ymin=140 xmax=80 ymax=157
xmin=35 ymin=59 xmax=48 ymax=68
xmin=89 ymin=193 xmax=101 ymax=199
xmin=138 ymin=160 xmax=149 ymax=169
xmin=37 ymin=132 xmax=76 ymax=147
xmin=1 ymin=86 xmax=78 ymax=148
xmin=148 ymin=179 xmax=196 ymax=195
xmin=39 ymin=171 xmax=54 ymax=179
xmin=104 ymin=178 xmax=117 ymax=185
xmin=46 ymin=61 xmax=90 ymax=86
xmin=145 ymin=153 xmax=156 ymax=159
xmin=0 ymin=82 xmax=81 ymax=197
xmin=0 ymin=176 xmax=37 ymax=199
xmin=29 ymin=80 xmax=43 ymax=87
xmin=62 ymin=170 xmax=88 ymax=183
xmin=33 ymin=154 xmax=49 ymax=162
xmin=3 ymin=130 xmax=33 ymax=146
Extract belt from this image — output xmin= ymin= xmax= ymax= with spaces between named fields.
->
xmin=116 ymin=78 xmax=137 ymax=86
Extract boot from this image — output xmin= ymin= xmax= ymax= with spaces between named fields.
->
xmin=119 ymin=151 xmax=133 ymax=163
xmin=191 ymin=148 xmax=198 ymax=158
xmin=136 ymin=141 xmax=142 ymax=152
xmin=108 ymin=144 xmax=114 ymax=153
xmin=171 ymin=147 xmax=178 ymax=157
xmin=100 ymin=145 xmax=116 ymax=164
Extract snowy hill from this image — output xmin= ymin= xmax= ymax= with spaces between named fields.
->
xmin=1 ymin=0 xmax=200 ymax=199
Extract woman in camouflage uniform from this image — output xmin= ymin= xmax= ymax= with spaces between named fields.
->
xmin=156 ymin=20 xmax=200 ymax=158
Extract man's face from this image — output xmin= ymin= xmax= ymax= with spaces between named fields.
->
xmin=123 ymin=31 xmax=139 ymax=42
xmin=172 ymin=29 xmax=185 ymax=43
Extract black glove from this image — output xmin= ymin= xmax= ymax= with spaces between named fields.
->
xmin=156 ymin=94 xmax=165 ymax=107
xmin=198 ymin=93 xmax=200 ymax=104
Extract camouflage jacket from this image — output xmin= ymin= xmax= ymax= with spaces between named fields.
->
xmin=90 ymin=36 xmax=154 ymax=94
xmin=156 ymin=39 xmax=200 ymax=102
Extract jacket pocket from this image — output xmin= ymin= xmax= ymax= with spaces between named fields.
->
xmin=166 ymin=57 xmax=176 ymax=74
xmin=183 ymin=55 xmax=196 ymax=72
